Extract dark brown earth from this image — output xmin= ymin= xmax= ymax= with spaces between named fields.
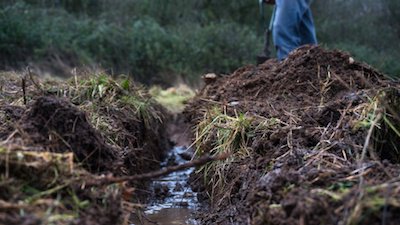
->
xmin=19 ymin=96 xmax=117 ymax=173
xmin=2 ymin=45 xmax=400 ymax=225
xmin=0 ymin=75 xmax=170 ymax=225
xmin=185 ymin=46 xmax=400 ymax=225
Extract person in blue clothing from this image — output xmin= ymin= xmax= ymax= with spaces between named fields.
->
xmin=265 ymin=0 xmax=318 ymax=60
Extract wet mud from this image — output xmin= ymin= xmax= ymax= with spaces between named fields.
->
xmin=185 ymin=46 xmax=400 ymax=225
xmin=20 ymin=96 xmax=117 ymax=172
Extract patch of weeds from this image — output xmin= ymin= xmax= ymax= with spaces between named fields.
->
xmin=193 ymin=107 xmax=254 ymax=203
xmin=55 ymin=74 xmax=163 ymax=132
xmin=328 ymin=181 xmax=354 ymax=192
xmin=350 ymin=89 xmax=400 ymax=162
xmin=0 ymin=147 xmax=121 ymax=224
xmin=63 ymin=74 xmax=123 ymax=103
xmin=149 ymin=84 xmax=195 ymax=113
xmin=352 ymin=94 xmax=380 ymax=132
xmin=120 ymin=95 xmax=161 ymax=129
xmin=192 ymin=108 xmax=287 ymax=204
xmin=310 ymin=182 xmax=354 ymax=203
xmin=347 ymin=182 xmax=400 ymax=225
xmin=374 ymin=88 xmax=400 ymax=163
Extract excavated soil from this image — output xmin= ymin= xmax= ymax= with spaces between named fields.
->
xmin=19 ymin=96 xmax=117 ymax=173
xmin=185 ymin=46 xmax=400 ymax=224
xmin=0 ymin=75 xmax=170 ymax=224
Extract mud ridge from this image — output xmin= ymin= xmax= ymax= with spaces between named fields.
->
xmin=185 ymin=46 xmax=400 ymax=225
xmin=0 ymin=74 xmax=170 ymax=224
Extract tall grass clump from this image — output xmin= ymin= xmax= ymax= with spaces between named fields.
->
xmin=192 ymin=107 xmax=284 ymax=204
xmin=194 ymin=108 xmax=252 ymax=203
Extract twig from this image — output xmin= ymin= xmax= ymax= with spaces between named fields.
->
xmin=199 ymin=98 xmax=223 ymax=105
xmin=0 ymin=200 xmax=28 ymax=210
xmin=86 ymin=153 xmax=229 ymax=186
xmin=348 ymin=111 xmax=382 ymax=224
xmin=358 ymin=112 xmax=381 ymax=166
xmin=22 ymin=76 xmax=27 ymax=105
xmin=331 ymin=70 xmax=352 ymax=91
xmin=140 ymin=211 xmax=159 ymax=225
xmin=28 ymin=67 xmax=44 ymax=93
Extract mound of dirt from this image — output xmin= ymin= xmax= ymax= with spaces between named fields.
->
xmin=19 ymin=96 xmax=117 ymax=173
xmin=0 ymin=74 xmax=170 ymax=224
xmin=186 ymin=45 xmax=389 ymax=121
xmin=185 ymin=46 xmax=400 ymax=225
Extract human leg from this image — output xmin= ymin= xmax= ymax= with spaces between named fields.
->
xmin=273 ymin=0 xmax=302 ymax=60
xmin=273 ymin=0 xmax=316 ymax=60
xmin=299 ymin=7 xmax=318 ymax=45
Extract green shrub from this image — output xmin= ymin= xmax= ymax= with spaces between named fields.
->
xmin=326 ymin=42 xmax=400 ymax=78
xmin=313 ymin=0 xmax=400 ymax=77
xmin=179 ymin=22 xmax=261 ymax=75
xmin=0 ymin=0 xmax=399 ymax=84
xmin=0 ymin=3 xmax=44 ymax=66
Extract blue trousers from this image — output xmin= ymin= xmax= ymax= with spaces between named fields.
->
xmin=273 ymin=0 xmax=317 ymax=60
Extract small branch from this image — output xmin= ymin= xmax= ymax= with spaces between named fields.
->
xmin=86 ymin=153 xmax=229 ymax=186
xmin=28 ymin=67 xmax=44 ymax=93
xmin=358 ymin=112 xmax=381 ymax=166
xmin=22 ymin=76 xmax=27 ymax=105
xmin=0 ymin=200 xmax=28 ymax=210
xmin=349 ymin=111 xmax=383 ymax=224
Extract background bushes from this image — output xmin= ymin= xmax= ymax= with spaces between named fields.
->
xmin=313 ymin=0 xmax=400 ymax=78
xmin=0 ymin=0 xmax=399 ymax=85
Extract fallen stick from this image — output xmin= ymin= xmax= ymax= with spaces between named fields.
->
xmin=0 ymin=200 xmax=28 ymax=210
xmin=86 ymin=153 xmax=229 ymax=186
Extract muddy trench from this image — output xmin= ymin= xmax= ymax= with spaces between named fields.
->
xmin=131 ymin=118 xmax=201 ymax=225
xmin=0 ymin=75 xmax=205 ymax=225
xmin=132 ymin=146 xmax=199 ymax=225
xmin=3 ymin=46 xmax=400 ymax=225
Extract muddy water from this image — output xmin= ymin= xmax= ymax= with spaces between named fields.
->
xmin=132 ymin=146 xmax=198 ymax=225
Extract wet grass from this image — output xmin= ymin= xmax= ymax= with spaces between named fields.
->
xmin=192 ymin=107 xmax=285 ymax=203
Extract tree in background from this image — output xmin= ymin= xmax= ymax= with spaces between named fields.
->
xmin=312 ymin=0 xmax=400 ymax=77
xmin=0 ymin=0 xmax=399 ymax=85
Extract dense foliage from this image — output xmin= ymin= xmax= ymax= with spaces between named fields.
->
xmin=0 ymin=0 xmax=399 ymax=84
xmin=314 ymin=0 xmax=400 ymax=78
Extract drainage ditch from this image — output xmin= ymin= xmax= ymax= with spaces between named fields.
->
xmin=132 ymin=146 xmax=198 ymax=225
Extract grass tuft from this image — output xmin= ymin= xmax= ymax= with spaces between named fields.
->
xmin=193 ymin=107 xmax=284 ymax=204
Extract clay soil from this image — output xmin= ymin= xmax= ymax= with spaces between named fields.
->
xmin=0 ymin=74 xmax=170 ymax=224
xmin=185 ymin=46 xmax=400 ymax=225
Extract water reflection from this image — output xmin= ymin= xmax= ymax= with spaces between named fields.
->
xmin=132 ymin=146 xmax=198 ymax=225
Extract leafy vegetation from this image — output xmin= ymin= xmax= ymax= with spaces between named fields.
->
xmin=313 ymin=0 xmax=400 ymax=77
xmin=0 ymin=0 xmax=399 ymax=85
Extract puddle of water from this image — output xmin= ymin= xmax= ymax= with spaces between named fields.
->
xmin=131 ymin=146 xmax=198 ymax=225
xmin=133 ymin=208 xmax=197 ymax=225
